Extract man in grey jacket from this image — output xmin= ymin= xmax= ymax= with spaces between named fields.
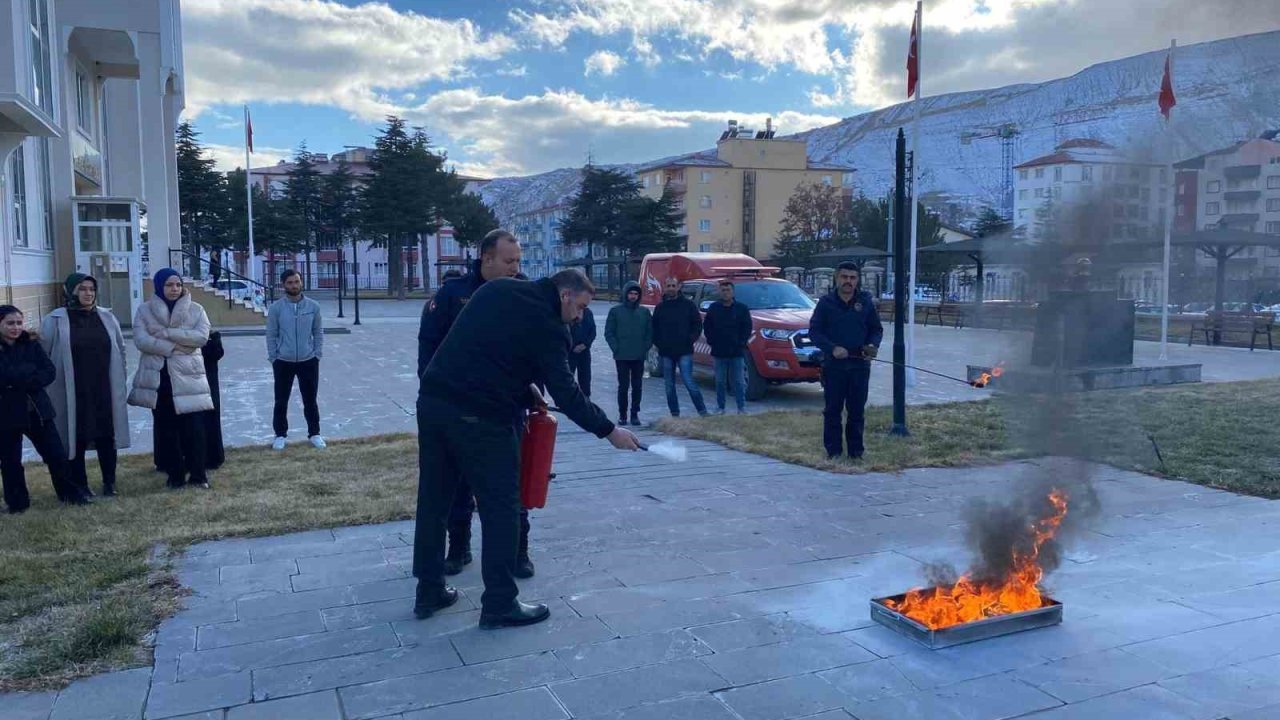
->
xmin=266 ymin=269 xmax=325 ymax=449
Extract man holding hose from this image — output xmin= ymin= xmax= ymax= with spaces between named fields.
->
xmin=809 ymin=262 xmax=883 ymax=461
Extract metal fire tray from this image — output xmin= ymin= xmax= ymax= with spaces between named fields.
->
xmin=869 ymin=593 xmax=1062 ymax=650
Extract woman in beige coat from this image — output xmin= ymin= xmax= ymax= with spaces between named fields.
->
xmin=129 ymin=268 xmax=214 ymax=489
xmin=40 ymin=273 xmax=132 ymax=497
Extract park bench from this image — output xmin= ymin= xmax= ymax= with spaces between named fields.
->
xmin=1188 ymin=312 xmax=1275 ymax=350
xmin=921 ymin=300 xmax=966 ymax=328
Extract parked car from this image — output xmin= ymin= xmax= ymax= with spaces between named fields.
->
xmin=638 ymin=252 xmax=821 ymax=401
xmin=880 ymin=285 xmax=943 ymax=303
xmin=211 ymin=279 xmax=253 ymax=302
xmin=1265 ymin=304 xmax=1280 ymax=322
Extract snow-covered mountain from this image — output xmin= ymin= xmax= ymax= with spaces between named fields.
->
xmin=481 ymin=30 xmax=1280 ymax=230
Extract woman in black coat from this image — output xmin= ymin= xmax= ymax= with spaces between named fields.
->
xmin=153 ymin=330 xmax=224 ymax=470
xmin=0 ymin=305 xmax=89 ymax=512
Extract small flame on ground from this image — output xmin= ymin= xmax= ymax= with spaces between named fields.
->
xmin=646 ymin=441 xmax=688 ymax=463
xmin=971 ymin=362 xmax=1007 ymax=388
xmin=884 ymin=488 xmax=1068 ymax=630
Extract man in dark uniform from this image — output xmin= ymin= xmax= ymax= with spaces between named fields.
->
xmin=809 ymin=262 xmax=883 ymax=460
xmin=414 ymin=269 xmax=641 ymax=628
xmin=418 ymin=230 xmax=527 ymax=578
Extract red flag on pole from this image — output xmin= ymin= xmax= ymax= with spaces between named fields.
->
xmin=245 ymin=107 xmax=254 ymax=153
xmin=906 ymin=7 xmax=920 ymax=99
xmin=1158 ymin=50 xmax=1176 ymax=120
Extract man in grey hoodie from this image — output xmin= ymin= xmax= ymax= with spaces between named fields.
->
xmin=266 ymin=269 xmax=325 ymax=449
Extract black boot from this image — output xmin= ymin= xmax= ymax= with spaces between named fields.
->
xmin=630 ymin=411 xmax=641 ymax=427
xmin=479 ymin=601 xmax=550 ymax=629
xmin=102 ymin=481 xmax=117 ymax=497
xmin=514 ymin=514 xmax=534 ymax=579
xmin=413 ymin=582 xmax=459 ymax=619
xmin=617 ymin=415 xmax=628 ymax=427
xmin=444 ymin=527 xmax=472 ymax=576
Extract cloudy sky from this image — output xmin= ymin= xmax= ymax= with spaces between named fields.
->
xmin=183 ymin=0 xmax=1279 ymax=178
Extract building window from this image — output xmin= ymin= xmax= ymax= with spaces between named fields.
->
xmin=1053 ymin=167 xmax=1062 ymax=182
xmin=699 ymin=171 xmax=711 ymax=184
xmin=29 ymin=0 xmax=53 ymax=114
xmin=698 ymin=219 xmax=711 ymax=233
xmin=1081 ymin=166 xmax=1093 ymax=182
xmin=75 ymin=70 xmax=93 ymax=133
xmin=821 ymin=175 xmax=833 ymax=186
xmin=698 ymin=243 xmax=712 ymax=252
xmin=1034 ymin=188 xmax=1044 ymax=198
xmin=1141 ymin=187 xmax=1150 ymax=202
xmin=642 ymin=176 xmax=649 ymax=188
xmin=1103 ymin=166 xmax=1113 ymax=180
xmin=1268 ymin=198 xmax=1280 ymax=212
xmin=1034 ymin=168 xmax=1045 ymax=179
xmin=1269 ymin=175 xmax=1280 ymax=189
xmin=1018 ymin=169 xmax=1028 ymax=180
xmin=1018 ymin=189 xmax=1028 ymax=200
xmin=1206 ymin=202 xmax=1220 ymax=216
xmin=9 ymin=146 xmax=29 ymax=248
xmin=1207 ymin=180 xmax=1221 ymax=193
xmin=1177 ymin=206 xmax=1185 ymax=217
xmin=699 ymin=195 xmax=712 ymax=209
xmin=1054 ymin=186 xmax=1062 ymax=199
xmin=38 ymin=138 xmax=53 ymax=250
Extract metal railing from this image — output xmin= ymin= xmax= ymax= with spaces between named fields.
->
xmin=168 ymin=249 xmax=275 ymax=310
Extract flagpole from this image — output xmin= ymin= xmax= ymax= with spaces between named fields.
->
xmin=906 ymin=0 xmax=922 ymax=387
xmin=244 ymin=104 xmax=256 ymax=285
xmin=1159 ymin=39 xmax=1176 ymax=361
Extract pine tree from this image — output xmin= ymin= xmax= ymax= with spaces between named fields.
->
xmin=175 ymin=121 xmax=228 ymax=274
xmin=618 ymin=184 xmax=686 ymax=258
xmin=283 ymin=143 xmax=324 ymax=288
xmin=446 ymin=188 xmax=499 ymax=252
xmin=973 ymin=206 xmax=1012 ymax=238
xmin=359 ymin=117 xmax=449 ymax=298
xmin=320 ymin=158 xmax=362 ymax=287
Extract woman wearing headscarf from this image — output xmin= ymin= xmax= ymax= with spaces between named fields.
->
xmin=129 ymin=269 xmax=214 ymax=489
xmin=0 ymin=305 xmax=90 ymax=511
xmin=39 ymin=273 xmax=131 ymax=497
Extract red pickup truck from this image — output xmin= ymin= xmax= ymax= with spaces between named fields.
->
xmin=638 ymin=252 xmax=821 ymax=400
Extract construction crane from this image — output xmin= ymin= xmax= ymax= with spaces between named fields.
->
xmin=960 ymin=123 xmax=1021 ymax=221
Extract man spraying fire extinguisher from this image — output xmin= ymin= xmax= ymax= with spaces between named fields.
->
xmin=414 ymin=268 xmax=640 ymax=629
xmin=418 ymin=230 xmax=530 ymax=579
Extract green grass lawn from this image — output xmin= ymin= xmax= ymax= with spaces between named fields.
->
xmin=660 ymin=379 xmax=1280 ymax=498
xmin=0 ymin=435 xmax=420 ymax=692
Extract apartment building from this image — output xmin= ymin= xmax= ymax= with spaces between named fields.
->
xmin=244 ymin=147 xmax=489 ymax=292
xmin=1 ymin=0 xmax=185 ymax=327
xmin=1174 ymin=135 xmax=1280 ymax=284
xmin=636 ymin=120 xmax=853 ymax=261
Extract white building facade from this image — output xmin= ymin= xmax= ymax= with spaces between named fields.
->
xmin=1 ymin=0 xmax=184 ymax=327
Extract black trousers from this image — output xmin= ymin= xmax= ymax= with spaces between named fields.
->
xmin=0 ymin=416 xmax=76 ymax=511
xmin=569 ymin=349 xmax=592 ymax=398
xmin=272 ymin=358 xmax=320 ymax=438
xmin=822 ymin=362 xmax=871 ymax=458
xmin=415 ymin=395 xmax=523 ymax=613
xmin=155 ymin=367 xmax=207 ymax=485
xmin=615 ymin=359 xmax=644 ymax=416
xmin=68 ymin=433 xmax=117 ymax=493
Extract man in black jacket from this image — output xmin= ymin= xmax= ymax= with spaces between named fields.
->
xmin=569 ymin=306 xmax=596 ymax=397
xmin=702 ymin=280 xmax=753 ymax=414
xmin=808 ymin=262 xmax=883 ymax=460
xmin=651 ymin=277 xmax=708 ymax=417
xmin=414 ymin=270 xmax=641 ymax=628
xmin=418 ymin=230 xmax=527 ymax=578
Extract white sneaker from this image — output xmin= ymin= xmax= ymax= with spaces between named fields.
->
xmin=271 ymin=437 xmax=287 ymax=451
xmin=309 ymin=435 xmax=327 ymax=449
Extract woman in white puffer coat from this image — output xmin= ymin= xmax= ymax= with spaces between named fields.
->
xmin=129 ymin=268 xmax=214 ymax=489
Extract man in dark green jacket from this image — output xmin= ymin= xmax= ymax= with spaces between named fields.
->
xmin=604 ymin=281 xmax=652 ymax=426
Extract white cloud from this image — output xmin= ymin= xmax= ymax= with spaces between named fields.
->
xmin=496 ymin=64 xmax=529 ymax=77
xmin=183 ymin=0 xmax=516 ymax=120
xmin=584 ymin=50 xmax=626 ymax=77
xmin=205 ymin=143 xmax=293 ymax=173
xmin=512 ymin=0 xmax=1280 ymax=111
xmin=403 ymin=87 xmax=841 ymax=176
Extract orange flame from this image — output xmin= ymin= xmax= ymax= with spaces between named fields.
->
xmin=885 ymin=488 xmax=1068 ymax=629
xmin=971 ymin=362 xmax=1007 ymax=388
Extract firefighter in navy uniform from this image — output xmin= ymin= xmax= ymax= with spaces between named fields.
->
xmin=808 ymin=262 xmax=883 ymax=460
xmin=414 ymin=269 xmax=640 ymax=628
xmin=418 ymin=230 xmax=529 ymax=578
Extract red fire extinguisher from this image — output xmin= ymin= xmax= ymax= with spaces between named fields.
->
xmin=519 ymin=408 xmax=558 ymax=509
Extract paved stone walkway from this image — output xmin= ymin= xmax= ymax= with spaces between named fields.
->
xmin=7 ymin=421 xmax=1280 ymax=719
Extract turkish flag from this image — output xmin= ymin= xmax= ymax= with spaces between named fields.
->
xmin=245 ymin=108 xmax=254 ymax=153
xmin=1158 ymin=52 xmax=1176 ymax=120
xmin=907 ymin=8 xmax=919 ymax=99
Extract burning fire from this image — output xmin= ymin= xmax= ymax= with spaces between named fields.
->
xmin=885 ymin=488 xmax=1069 ymax=630
xmin=971 ymin=363 xmax=1006 ymax=388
